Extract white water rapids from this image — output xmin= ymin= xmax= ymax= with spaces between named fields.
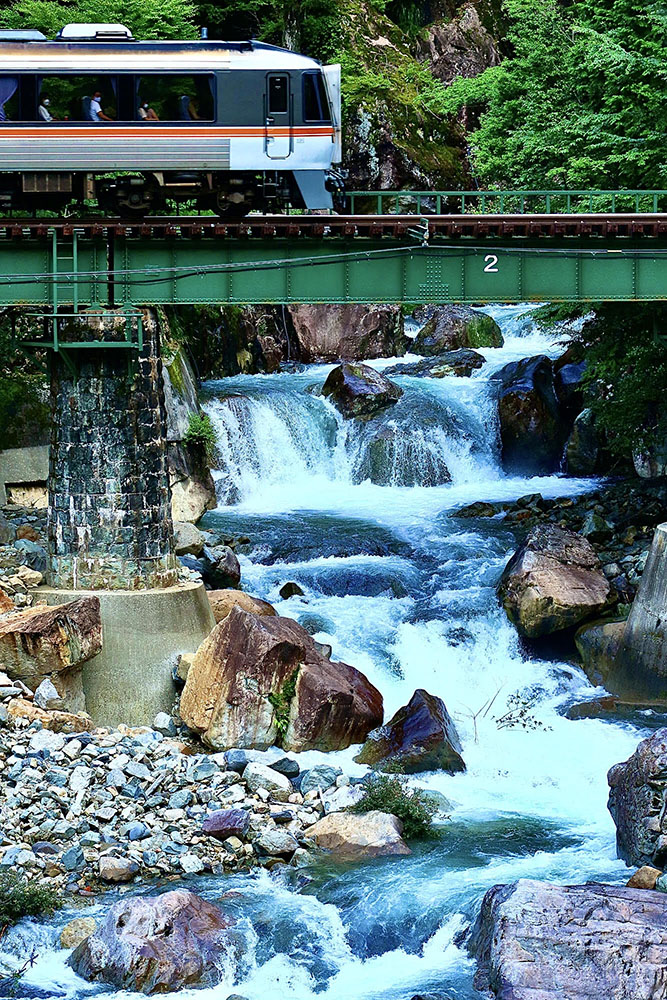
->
xmin=15 ymin=305 xmax=651 ymax=1000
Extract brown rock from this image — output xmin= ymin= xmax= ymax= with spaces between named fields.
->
xmin=284 ymin=653 xmax=384 ymax=753
xmin=180 ymin=607 xmax=382 ymax=751
xmin=207 ymin=589 xmax=277 ymax=625
xmin=16 ymin=525 xmax=40 ymax=542
xmin=98 ymin=856 xmax=139 ymax=883
xmin=305 ymin=811 xmax=411 ymax=860
xmin=60 ymin=916 xmax=97 ymax=949
xmin=497 ymin=525 xmax=612 ymax=638
xmin=626 ymin=866 xmax=662 ymax=889
xmin=355 ymin=689 xmax=465 ymax=774
xmin=0 ymin=592 xmax=14 ymax=614
xmin=288 ymin=305 xmax=406 ymax=363
xmin=470 ymin=879 xmax=667 ymax=999
xmin=321 ymin=363 xmax=403 ymax=420
xmin=0 ymin=597 xmax=102 ymax=683
xmin=69 ymin=889 xmax=233 ymax=993
xmin=6 ymin=697 xmax=93 ymax=732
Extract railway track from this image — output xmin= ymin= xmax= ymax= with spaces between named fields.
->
xmin=0 ymin=213 xmax=665 ymax=240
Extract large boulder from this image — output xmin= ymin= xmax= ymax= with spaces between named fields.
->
xmin=566 ymin=407 xmax=606 ymax=476
xmin=0 ymin=597 xmax=102 ymax=709
xmin=412 ymin=306 xmax=502 ymax=354
xmin=179 ymin=606 xmax=383 ymax=752
xmin=321 ymin=363 xmax=403 ymax=420
xmin=575 ymin=619 xmax=626 ymax=688
xmin=384 ymin=350 xmax=485 ymax=379
xmin=608 ymin=730 xmax=667 ymax=868
xmin=287 ymin=305 xmax=406 ymax=362
xmin=305 ymin=811 xmax=411 ymax=861
xmin=497 ymin=525 xmax=612 ymax=638
xmin=69 ymin=889 xmax=233 ymax=994
xmin=207 ymin=589 xmax=276 ymax=625
xmin=356 ymin=689 xmax=465 ymax=774
xmin=495 ymin=355 xmax=567 ymax=474
xmin=469 ymin=878 xmax=667 ymax=999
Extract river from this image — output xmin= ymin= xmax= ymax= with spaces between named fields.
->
xmin=13 ymin=305 xmax=650 ymax=999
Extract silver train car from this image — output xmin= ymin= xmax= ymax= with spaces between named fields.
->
xmin=0 ymin=23 xmax=343 ymax=215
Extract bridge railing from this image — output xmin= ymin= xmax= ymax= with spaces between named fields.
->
xmin=346 ymin=190 xmax=667 ymax=215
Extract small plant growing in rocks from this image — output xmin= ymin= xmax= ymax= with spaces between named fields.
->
xmin=352 ymin=775 xmax=438 ymax=839
xmin=183 ymin=412 xmax=217 ymax=460
xmin=268 ymin=669 xmax=299 ymax=740
xmin=494 ymin=691 xmax=552 ymax=733
xmin=0 ymin=872 xmax=62 ymax=934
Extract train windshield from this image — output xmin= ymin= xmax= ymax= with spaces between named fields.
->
xmin=303 ymin=71 xmax=331 ymax=122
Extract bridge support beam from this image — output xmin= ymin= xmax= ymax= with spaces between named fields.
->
xmin=47 ymin=311 xmax=178 ymax=589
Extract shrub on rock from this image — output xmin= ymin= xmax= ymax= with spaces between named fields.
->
xmin=321 ymin=363 xmax=403 ymax=420
xmin=69 ymin=889 xmax=234 ymax=994
xmin=179 ymin=606 xmax=382 ymax=751
xmin=351 ymin=774 xmax=439 ymax=839
xmin=356 ymin=689 xmax=465 ymax=774
xmin=497 ymin=524 xmax=612 ymax=637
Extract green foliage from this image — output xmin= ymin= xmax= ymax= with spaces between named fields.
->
xmin=0 ymin=0 xmax=199 ymax=40
xmin=183 ymin=411 xmax=217 ymax=458
xmin=574 ymin=304 xmax=667 ymax=458
xmin=443 ymin=0 xmax=667 ymax=189
xmin=0 ymin=873 xmax=62 ymax=932
xmin=352 ymin=774 xmax=438 ymax=839
xmin=268 ymin=668 xmax=299 ymax=739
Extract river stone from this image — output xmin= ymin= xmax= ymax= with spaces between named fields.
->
xmin=33 ymin=678 xmax=63 ymax=710
xmin=287 ymin=304 xmax=406 ymax=362
xmin=202 ymin=809 xmax=250 ymax=840
xmin=207 ymin=589 xmax=277 ymax=624
xmin=566 ymin=407 xmax=604 ymax=476
xmin=469 ymin=878 xmax=667 ymax=999
xmin=69 ymin=889 xmax=233 ymax=994
xmin=254 ymin=827 xmax=299 ymax=857
xmin=495 ymin=354 xmax=566 ymax=474
xmin=61 ymin=917 xmax=97 ymax=950
xmin=497 ymin=524 xmax=612 ymax=637
xmin=180 ymin=606 xmax=382 ymax=752
xmin=173 ymin=521 xmax=205 ymax=557
xmin=385 ymin=349 xmax=485 ymax=379
xmin=411 ymin=305 xmax=502 ymax=352
xmin=300 ymin=764 xmax=342 ymax=795
xmin=627 ymin=866 xmax=662 ymax=890
xmin=321 ymin=363 xmax=403 ymax=420
xmin=355 ymin=688 xmax=465 ymax=774
xmin=608 ymin=729 xmax=667 ymax=868
xmin=243 ymin=762 xmax=292 ymax=801
xmin=201 ymin=545 xmax=241 ymax=589
xmin=98 ymin=856 xmax=139 ymax=883
xmin=305 ymin=810 xmax=411 ymax=860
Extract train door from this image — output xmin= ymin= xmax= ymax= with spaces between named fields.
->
xmin=265 ymin=74 xmax=292 ymax=159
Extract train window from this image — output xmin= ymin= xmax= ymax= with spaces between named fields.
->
xmin=268 ymin=76 xmax=288 ymax=114
xmin=134 ymin=75 xmax=215 ymax=122
xmin=38 ymin=76 xmax=118 ymax=121
xmin=303 ymin=72 xmax=331 ymax=122
xmin=0 ymin=77 xmax=19 ymax=122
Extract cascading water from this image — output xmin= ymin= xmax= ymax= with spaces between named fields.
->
xmin=20 ymin=305 xmax=651 ymax=1000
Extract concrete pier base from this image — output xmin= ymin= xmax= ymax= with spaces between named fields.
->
xmin=39 ymin=582 xmax=214 ymax=727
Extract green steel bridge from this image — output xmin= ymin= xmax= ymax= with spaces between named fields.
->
xmin=2 ymin=191 xmax=665 ymax=350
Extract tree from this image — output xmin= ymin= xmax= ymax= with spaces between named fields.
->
xmin=442 ymin=0 xmax=667 ymax=190
xmin=0 ymin=0 xmax=199 ymax=40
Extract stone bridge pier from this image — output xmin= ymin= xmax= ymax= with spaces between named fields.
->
xmin=41 ymin=310 xmax=214 ymax=727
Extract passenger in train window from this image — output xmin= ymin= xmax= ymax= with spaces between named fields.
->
xmin=89 ymin=91 xmax=113 ymax=122
xmin=38 ymin=96 xmax=55 ymax=121
xmin=179 ymin=94 xmax=201 ymax=121
xmin=138 ymin=100 xmax=159 ymax=121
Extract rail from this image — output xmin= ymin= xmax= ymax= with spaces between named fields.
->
xmin=347 ymin=190 xmax=667 ymax=215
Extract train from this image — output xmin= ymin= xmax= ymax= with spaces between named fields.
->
xmin=0 ymin=23 xmax=344 ymax=215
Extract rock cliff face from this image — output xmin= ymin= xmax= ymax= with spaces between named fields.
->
xmin=608 ymin=729 xmax=667 ymax=868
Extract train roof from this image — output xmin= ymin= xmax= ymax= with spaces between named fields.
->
xmin=0 ymin=38 xmax=321 ymax=72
